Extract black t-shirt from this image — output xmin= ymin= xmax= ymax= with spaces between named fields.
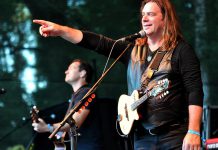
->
xmin=69 ymin=85 xmax=103 ymax=150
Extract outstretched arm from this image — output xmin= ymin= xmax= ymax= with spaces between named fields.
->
xmin=33 ymin=19 xmax=83 ymax=44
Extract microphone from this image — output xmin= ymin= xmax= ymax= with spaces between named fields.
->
xmin=0 ymin=88 xmax=6 ymax=95
xmin=118 ymin=30 xmax=146 ymax=42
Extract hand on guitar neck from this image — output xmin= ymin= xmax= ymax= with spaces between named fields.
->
xmin=30 ymin=106 xmax=39 ymax=123
xmin=31 ymin=106 xmax=51 ymax=133
xmin=30 ymin=106 xmax=67 ymax=150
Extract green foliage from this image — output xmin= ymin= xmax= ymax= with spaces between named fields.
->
xmin=7 ymin=145 xmax=25 ymax=150
xmin=1 ymin=0 xmax=218 ymax=149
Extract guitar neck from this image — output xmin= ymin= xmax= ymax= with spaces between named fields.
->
xmin=131 ymin=92 xmax=149 ymax=111
xmin=130 ymin=79 xmax=169 ymax=111
xmin=30 ymin=106 xmax=39 ymax=123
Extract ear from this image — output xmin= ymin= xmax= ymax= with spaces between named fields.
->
xmin=80 ymin=70 xmax=86 ymax=78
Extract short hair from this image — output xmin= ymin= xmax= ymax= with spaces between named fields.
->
xmin=72 ymin=59 xmax=93 ymax=83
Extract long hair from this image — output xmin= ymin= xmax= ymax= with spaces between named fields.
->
xmin=137 ymin=0 xmax=183 ymax=50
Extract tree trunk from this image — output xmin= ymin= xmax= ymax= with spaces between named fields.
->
xmin=195 ymin=0 xmax=207 ymax=58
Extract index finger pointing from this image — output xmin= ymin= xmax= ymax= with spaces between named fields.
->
xmin=33 ymin=19 xmax=49 ymax=26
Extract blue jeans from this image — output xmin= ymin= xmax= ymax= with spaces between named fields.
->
xmin=134 ymin=124 xmax=187 ymax=150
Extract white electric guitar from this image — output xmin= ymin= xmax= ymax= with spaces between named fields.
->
xmin=117 ymin=78 xmax=170 ymax=135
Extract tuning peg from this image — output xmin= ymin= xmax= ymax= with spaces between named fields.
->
xmin=159 ymin=95 xmax=162 ymax=99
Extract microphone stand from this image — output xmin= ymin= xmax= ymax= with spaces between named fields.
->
xmin=48 ymin=43 xmax=131 ymax=150
xmin=65 ymin=115 xmax=78 ymax=150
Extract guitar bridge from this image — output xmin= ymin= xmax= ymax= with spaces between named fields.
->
xmin=124 ymin=104 xmax=129 ymax=121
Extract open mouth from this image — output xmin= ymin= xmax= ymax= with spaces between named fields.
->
xmin=144 ymin=24 xmax=152 ymax=27
xmin=143 ymin=24 xmax=152 ymax=30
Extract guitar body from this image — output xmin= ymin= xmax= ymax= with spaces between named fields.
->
xmin=117 ymin=78 xmax=170 ymax=135
xmin=54 ymin=142 xmax=66 ymax=150
xmin=53 ymin=132 xmax=66 ymax=150
xmin=117 ymin=90 xmax=140 ymax=135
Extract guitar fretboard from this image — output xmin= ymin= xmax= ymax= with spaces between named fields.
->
xmin=130 ymin=79 xmax=169 ymax=111
xmin=131 ymin=93 xmax=150 ymax=111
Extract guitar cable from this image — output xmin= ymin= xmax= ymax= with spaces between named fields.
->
xmin=115 ymin=118 xmax=128 ymax=138
xmin=116 ymin=119 xmax=135 ymax=150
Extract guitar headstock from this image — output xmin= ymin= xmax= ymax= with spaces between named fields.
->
xmin=30 ymin=106 xmax=39 ymax=123
xmin=149 ymin=78 xmax=170 ymax=98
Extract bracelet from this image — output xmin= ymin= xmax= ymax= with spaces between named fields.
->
xmin=47 ymin=124 xmax=54 ymax=133
xmin=188 ymin=129 xmax=200 ymax=136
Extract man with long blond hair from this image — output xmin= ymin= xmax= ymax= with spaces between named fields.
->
xmin=33 ymin=0 xmax=203 ymax=149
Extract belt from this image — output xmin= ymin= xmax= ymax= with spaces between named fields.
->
xmin=146 ymin=123 xmax=181 ymax=135
xmin=144 ymin=119 xmax=188 ymax=136
xmin=135 ymin=119 xmax=187 ymax=137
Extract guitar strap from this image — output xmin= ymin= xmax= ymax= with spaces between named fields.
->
xmin=53 ymin=94 xmax=76 ymax=145
xmin=59 ymin=86 xmax=88 ymax=142
xmin=58 ymin=98 xmax=75 ymax=143
xmin=140 ymin=50 xmax=167 ymax=90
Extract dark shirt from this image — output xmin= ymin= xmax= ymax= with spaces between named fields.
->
xmin=69 ymin=85 xmax=103 ymax=150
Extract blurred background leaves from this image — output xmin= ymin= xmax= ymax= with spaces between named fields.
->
xmin=0 ymin=0 xmax=217 ymax=149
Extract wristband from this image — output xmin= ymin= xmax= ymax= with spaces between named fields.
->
xmin=47 ymin=124 xmax=54 ymax=133
xmin=188 ymin=129 xmax=200 ymax=136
